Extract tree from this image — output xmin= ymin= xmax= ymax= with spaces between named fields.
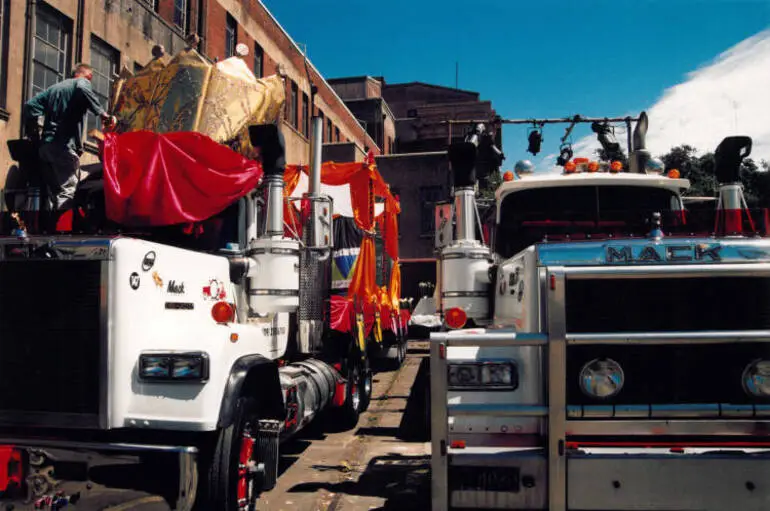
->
xmin=478 ymin=169 xmax=501 ymax=201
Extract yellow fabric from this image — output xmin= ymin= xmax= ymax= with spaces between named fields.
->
xmin=111 ymin=49 xmax=285 ymax=158
xmin=112 ymin=56 xmax=172 ymax=134
xmin=198 ymin=59 xmax=285 ymax=157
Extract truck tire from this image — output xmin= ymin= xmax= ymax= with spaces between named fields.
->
xmin=335 ymin=345 xmax=371 ymax=430
xmin=203 ymin=396 xmax=262 ymax=511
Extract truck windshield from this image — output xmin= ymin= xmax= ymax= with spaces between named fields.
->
xmin=495 ymin=185 xmax=684 ymax=258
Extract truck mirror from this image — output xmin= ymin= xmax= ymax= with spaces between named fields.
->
xmin=449 ymin=141 xmax=477 ymax=188
xmin=715 ymin=136 xmax=752 ymax=184
xmin=248 ymin=124 xmax=285 ymax=176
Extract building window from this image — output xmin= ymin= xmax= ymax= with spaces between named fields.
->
xmin=335 ymin=127 xmax=340 ymax=142
xmin=225 ymin=14 xmax=237 ymax=58
xmin=326 ymin=118 xmax=332 ymax=142
xmin=419 ymin=186 xmax=443 ymax=235
xmin=301 ymin=93 xmax=309 ymax=137
xmin=289 ymin=81 xmax=298 ymax=128
xmin=318 ymin=110 xmax=324 ymax=138
xmin=86 ymin=36 xmax=118 ymax=143
xmin=173 ymin=0 xmax=187 ymax=32
xmin=30 ymin=5 xmax=70 ymax=98
xmin=253 ymin=42 xmax=263 ymax=79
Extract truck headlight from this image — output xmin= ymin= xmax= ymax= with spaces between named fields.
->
xmin=448 ymin=362 xmax=518 ymax=390
xmin=579 ymin=358 xmax=624 ymax=399
xmin=138 ymin=352 xmax=209 ymax=383
xmin=743 ymin=359 xmax=770 ymax=397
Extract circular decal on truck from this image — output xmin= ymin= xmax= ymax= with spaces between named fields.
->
xmin=129 ymin=272 xmax=141 ymax=290
xmin=142 ymin=251 xmax=156 ymax=271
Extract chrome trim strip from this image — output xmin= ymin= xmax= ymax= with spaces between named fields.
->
xmin=568 ymin=330 xmax=770 ymax=345
xmin=441 ymin=252 xmax=491 ymax=260
xmin=430 ymin=339 xmax=449 ymax=511
xmin=563 ymin=263 xmax=770 ymax=279
xmin=246 ymin=247 xmax=300 ymax=256
xmin=569 ymin=404 xmax=769 ymax=419
xmin=650 ymin=404 xmax=720 ymax=418
xmin=248 ymin=289 xmax=300 ymax=297
xmin=442 ymin=291 xmax=487 ymax=298
xmin=566 ymin=420 xmax=770 ymax=436
xmin=0 ymin=437 xmax=198 ymax=454
xmin=447 ymin=404 xmax=548 ymax=417
xmin=547 ymin=267 xmax=567 ymax=511
xmin=433 ymin=332 xmax=547 ymax=347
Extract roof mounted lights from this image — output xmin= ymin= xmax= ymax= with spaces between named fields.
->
xmin=527 ymin=123 xmax=544 ymax=156
xmin=562 ymin=158 xmax=627 ymax=175
xmin=556 ymin=143 xmax=573 ymax=167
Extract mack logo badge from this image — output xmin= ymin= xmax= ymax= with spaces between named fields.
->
xmin=129 ymin=272 xmax=140 ymax=290
xmin=142 ymin=251 xmax=156 ymax=271
xmin=167 ymin=280 xmax=185 ymax=294
xmin=606 ymin=243 xmax=721 ymax=263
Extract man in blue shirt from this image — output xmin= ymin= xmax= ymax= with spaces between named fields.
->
xmin=23 ymin=63 xmax=116 ymax=210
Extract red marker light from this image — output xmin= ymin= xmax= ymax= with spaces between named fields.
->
xmin=564 ymin=161 xmax=577 ymax=173
xmin=503 ymin=171 xmax=514 ymax=182
xmin=445 ymin=307 xmax=467 ymax=330
xmin=450 ymin=440 xmax=466 ymax=449
xmin=211 ymin=301 xmax=235 ymax=324
xmin=610 ymin=160 xmax=623 ymax=172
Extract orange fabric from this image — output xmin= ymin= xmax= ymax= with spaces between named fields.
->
xmin=283 ymin=160 xmax=401 ymax=314
xmin=389 ymin=261 xmax=401 ymax=310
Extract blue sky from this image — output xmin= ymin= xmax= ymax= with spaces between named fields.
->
xmin=263 ymin=0 xmax=770 ymax=165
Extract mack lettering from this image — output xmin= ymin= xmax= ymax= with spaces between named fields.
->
xmin=606 ymin=243 xmax=722 ymax=264
xmin=167 ymin=280 xmax=185 ymax=294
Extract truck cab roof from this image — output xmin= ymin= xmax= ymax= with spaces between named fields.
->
xmin=495 ymin=171 xmax=691 ymax=204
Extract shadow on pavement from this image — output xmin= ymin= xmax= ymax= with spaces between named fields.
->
xmin=397 ymin=357 xmax=430 ymax=442
xmin=287 ymin=453 xmax=431 ymax=509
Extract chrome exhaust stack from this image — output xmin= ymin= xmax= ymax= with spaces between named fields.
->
xmin=245 ymin=124 xmax=300 ymax=315
xmin=714 ymin=136 xmax=753 ymax=235
xmin=298 ymin=117 xmax=333 ymax=354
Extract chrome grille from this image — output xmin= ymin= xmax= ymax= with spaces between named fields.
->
xmin=0 ymin=260 xmax=103 ymax=425
xmin=565 ymin=277 xmax=770 ymax=333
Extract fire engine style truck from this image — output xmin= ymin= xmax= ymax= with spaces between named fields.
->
xmin=430 ymin=111 xmax=770 ymax=510
xmin=0 ymin=45 xmax=405 ymax=510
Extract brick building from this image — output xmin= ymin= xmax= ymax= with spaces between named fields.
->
xmin=0 ymin=0 xmax=381 ymax=197
xmin=328 ymin=77 xmax=500 ymax=301
xmin=326 ymin=76 xmax=396 ymax=155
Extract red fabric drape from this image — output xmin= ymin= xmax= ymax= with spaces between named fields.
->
xmin=102 ymin=131 xmax=263 ymax=226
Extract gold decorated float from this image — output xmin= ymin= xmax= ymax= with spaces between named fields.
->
xmin=109 ymin=40 xmax=286 ymax=159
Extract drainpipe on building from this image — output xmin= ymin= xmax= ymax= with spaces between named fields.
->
xmin=74 ymin=0 xmax=84 ymax=63
xmin=196 ymin=0 xmax=206 ymax=54
xmin=20 ymin=0 xmax=36 ymax=136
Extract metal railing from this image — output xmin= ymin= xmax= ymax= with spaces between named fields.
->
xmin=429 ymin=265 xmax=770 ymax=511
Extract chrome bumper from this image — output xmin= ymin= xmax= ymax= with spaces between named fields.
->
xmin=447 ymin=447 xmax=770 ymax=510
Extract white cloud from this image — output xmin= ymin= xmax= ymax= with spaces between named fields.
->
xmin=537 ymin=29 xmax=770 ymax=172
